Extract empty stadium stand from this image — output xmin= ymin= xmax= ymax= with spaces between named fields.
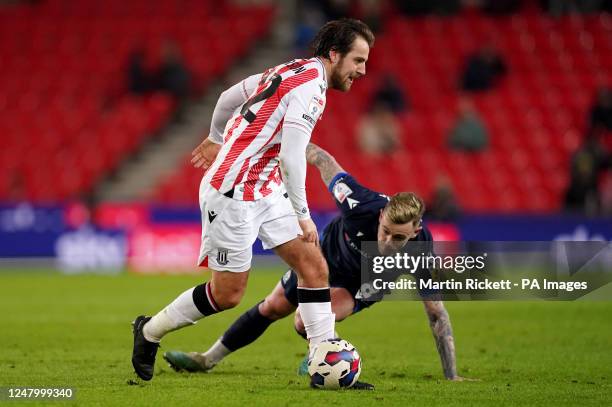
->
xmin=0 ymin=0 xmax=274 ymax=201
xmin=154 ymin=9 xmax=611 ymax=212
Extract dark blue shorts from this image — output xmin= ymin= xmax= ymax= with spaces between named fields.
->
xmin=280 ymin=269 xmax=376 ymax=315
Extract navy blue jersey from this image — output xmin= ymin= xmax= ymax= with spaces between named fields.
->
xmin=320 ymin=173 xmax=434 ymax=295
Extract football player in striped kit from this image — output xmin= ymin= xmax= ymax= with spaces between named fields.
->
xmin=132 ymin=19 xmax=375 ymax=384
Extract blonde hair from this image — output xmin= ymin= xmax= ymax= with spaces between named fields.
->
xmin=383 ymin=192 xmax=425 ymax=226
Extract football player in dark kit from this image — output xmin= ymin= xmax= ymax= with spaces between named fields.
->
xmin=164 ymin=143 xmax=470 ymax=387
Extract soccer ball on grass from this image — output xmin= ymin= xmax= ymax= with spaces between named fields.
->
xmin=307 ymin=338 xmax=361 ymax=389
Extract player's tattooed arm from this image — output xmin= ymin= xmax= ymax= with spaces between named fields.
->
xmin=423 ymin=300 xmax=459 ymax=380
xmin=305 ymin=143 xmax=346 ymax=186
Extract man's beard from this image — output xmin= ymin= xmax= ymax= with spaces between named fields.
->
xmin=330 ymin=61 xmax=350 ymax=91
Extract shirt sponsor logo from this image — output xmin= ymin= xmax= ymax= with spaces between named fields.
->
xmin=307 ymin=95 xmax=325 ymax=120
xmin=302 ymin=114 xmax=316 ymax=126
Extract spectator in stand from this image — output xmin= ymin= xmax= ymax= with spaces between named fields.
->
xmin=318 ymin=0 xmax=351 ymax=20
xmin=127 ymin=49 xmax=151 ymax=95
xmin=541 ymin=0 xmax=610 ymax=16
xmin=448 ymin=97 xmax=488 ymax=151
xmin=296 ymin=0 xmax=382 ymax=49
xmin=599 ymin=174 xmax=612 ymax=216
xmin=295 ymin=6 xmax=325 ymax=56
xmin=357 ymin=102 xmax=401 ymax=156
xmin=356 ymin=0 xmax=383 ymax=33
xmin=460 ymin=45 xmax=507 ymax=92
xmin=589 ymin=87 xmax=612 ymax=132
xmin=372 ymin=74 xmax=408 ymax=114
xmin=563 ymin=132 xmax=611 ymax=215
xmin=394 ymin=0 xmax=460 ymax=16
xmin=481 ymin=0 xmax=523 ymax=15
xmin=156 ymin=41 xmax=191 ymax=102
xmin=127 ymin=42 xmax=192 ymax=104
xmin=427 ymin=176 xmax=462 ymax=222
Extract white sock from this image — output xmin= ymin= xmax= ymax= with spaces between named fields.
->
xmin=143 ymin=287 xmax=205 ymax=343
xmin=203 ymin=339 xmax=231 ymax=366
xmin=298 ymin=301 xmax=335 ymax=352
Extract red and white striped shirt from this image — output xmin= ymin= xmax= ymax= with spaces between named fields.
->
xmin=203 ymin=58 xmax=327 ymax=202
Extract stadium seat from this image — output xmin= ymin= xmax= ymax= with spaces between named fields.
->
xmin=0 ymin=0 xmax=275 ymax=202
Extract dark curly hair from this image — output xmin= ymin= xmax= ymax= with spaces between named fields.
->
xmin=311 ymin=18 xmax=375 ymax=59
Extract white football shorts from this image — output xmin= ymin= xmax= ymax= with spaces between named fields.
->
xmin=197 ymin=182 xmax=302 ymax=272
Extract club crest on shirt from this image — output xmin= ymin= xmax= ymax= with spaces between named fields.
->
xmin=333 ymin=182 xmax=353 ymax=203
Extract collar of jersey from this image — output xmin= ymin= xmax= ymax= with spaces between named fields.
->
xmin=314 ymin=57 xmax=328 ymax=86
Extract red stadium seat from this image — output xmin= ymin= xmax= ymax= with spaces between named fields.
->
xmin=0 ymin=0 xmax=275 ymax=202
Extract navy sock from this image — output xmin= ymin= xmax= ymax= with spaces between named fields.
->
xmin=221 ymin=301 xmax=274 ymax=352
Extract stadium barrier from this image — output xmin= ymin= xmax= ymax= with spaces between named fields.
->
xmin=0 ymin=203 xmax=610 ymax=273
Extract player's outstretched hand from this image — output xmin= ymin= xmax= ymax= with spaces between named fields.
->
xmin=191 ymin=137 xmax=221 ymax=170
xmin=298 ymin=218 xmax=319 ymax=246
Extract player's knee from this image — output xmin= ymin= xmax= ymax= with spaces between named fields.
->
xmin=259 ymin=296 xmax=288 ymax=320
xmin=216 ymin=294 xmax=241 ymax=310
xmin=312 ymin=257 xmax=329 ymax=281
xmin=296 ymin=254 xmax=328 ymax=286
xmin=213 ymin=287 xmax=244 ymax=310
xmin=297 ymin=243 xmax=327 ymax=268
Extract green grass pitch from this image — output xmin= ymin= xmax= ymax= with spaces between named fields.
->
xmin=0 ymin=268 xmax=610 ymax=406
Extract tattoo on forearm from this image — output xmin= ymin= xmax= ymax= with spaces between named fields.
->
xmin=305 ymin=143 xmax=343 ymax=185
xmin=426 ymin=302 xmax=457 ymax=379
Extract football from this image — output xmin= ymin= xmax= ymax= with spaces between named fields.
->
xmin=307 ymin=339 xmax=362 ymax=389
